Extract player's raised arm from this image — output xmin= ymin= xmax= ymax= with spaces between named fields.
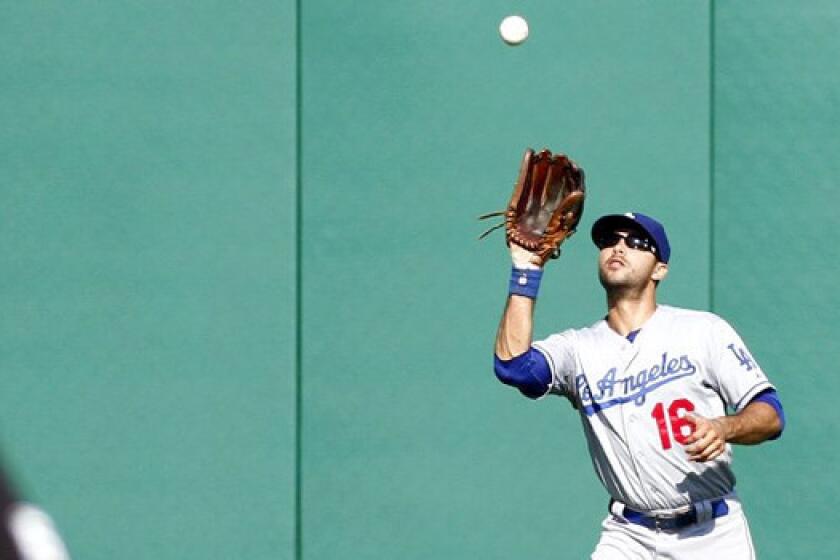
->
xmin=480 ymin=148 xmax=585 ymax=399
xmin=495 ymin=245 xmax=540 ymax=359
xmin=481 ymin=148 xmax=585 ymax=358
xmin=492 ymin=244 xmax=554 ymax=399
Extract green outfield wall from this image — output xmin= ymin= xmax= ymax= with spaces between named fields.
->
xmin=0 ymin=2 xmax=835 ymax=559
xmin=0 ymin=2 xmax=298 ymax=559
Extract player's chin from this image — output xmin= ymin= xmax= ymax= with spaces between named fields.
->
xmin=598 ymin=269 xmax=633 ymax=290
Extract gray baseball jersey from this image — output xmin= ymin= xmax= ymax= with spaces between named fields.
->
xmin=532 ymin=305 xmax=773 ymax=512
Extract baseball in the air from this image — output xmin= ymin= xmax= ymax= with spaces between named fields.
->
xmin=499 ymin=15 xmax=529 ymax=46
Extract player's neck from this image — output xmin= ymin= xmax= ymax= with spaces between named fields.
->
xmin=605 ymin=291 xmax=658 ymax=336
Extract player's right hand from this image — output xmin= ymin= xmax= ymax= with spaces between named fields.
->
xmin=510 ymin=242 xmax=543 ymax=270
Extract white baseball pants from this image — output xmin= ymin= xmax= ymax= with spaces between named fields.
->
xmin=591 ymin=497 xmax=756 ymax=559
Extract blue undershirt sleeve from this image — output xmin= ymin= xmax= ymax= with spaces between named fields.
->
xmin=494 ymin=348 xmax=552 ymax=399
xmin=748 ymin=388 xmax=785 ymax=440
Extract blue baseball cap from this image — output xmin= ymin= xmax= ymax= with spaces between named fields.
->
xmin=590 ymin=212 xmax=671 ymax=263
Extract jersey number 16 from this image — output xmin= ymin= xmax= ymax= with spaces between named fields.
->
xmin=651 ymin=399 xmax=695 ymax=450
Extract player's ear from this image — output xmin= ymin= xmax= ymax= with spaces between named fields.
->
xmin=651 ymin=262 xmax=668 ymax=282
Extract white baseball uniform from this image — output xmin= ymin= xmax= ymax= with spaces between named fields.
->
xmin=532 ymin=304 xmax=774 ymax=558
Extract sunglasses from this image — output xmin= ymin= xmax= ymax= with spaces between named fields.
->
xmin=595 ymin=231 xmax=658 ymax=254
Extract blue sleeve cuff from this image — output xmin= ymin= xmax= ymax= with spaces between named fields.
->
xmin=494 ymin=348 xmax=552 ymax=399
xmin=749 ymin=388 xmax=785 ymax=440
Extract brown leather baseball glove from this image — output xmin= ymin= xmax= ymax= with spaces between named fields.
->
xmin=479 ymin=148 xmax=586 ymax=266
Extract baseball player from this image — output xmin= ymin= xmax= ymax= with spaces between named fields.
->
xmin=494 ymin=212 xmax=785 ymax=559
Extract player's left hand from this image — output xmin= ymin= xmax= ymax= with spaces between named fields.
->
xmin=683 ymin=414 xmax=730 ymax=462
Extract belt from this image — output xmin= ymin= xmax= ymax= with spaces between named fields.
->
xmin=614 ymin=499 xmax=729 ymax=531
